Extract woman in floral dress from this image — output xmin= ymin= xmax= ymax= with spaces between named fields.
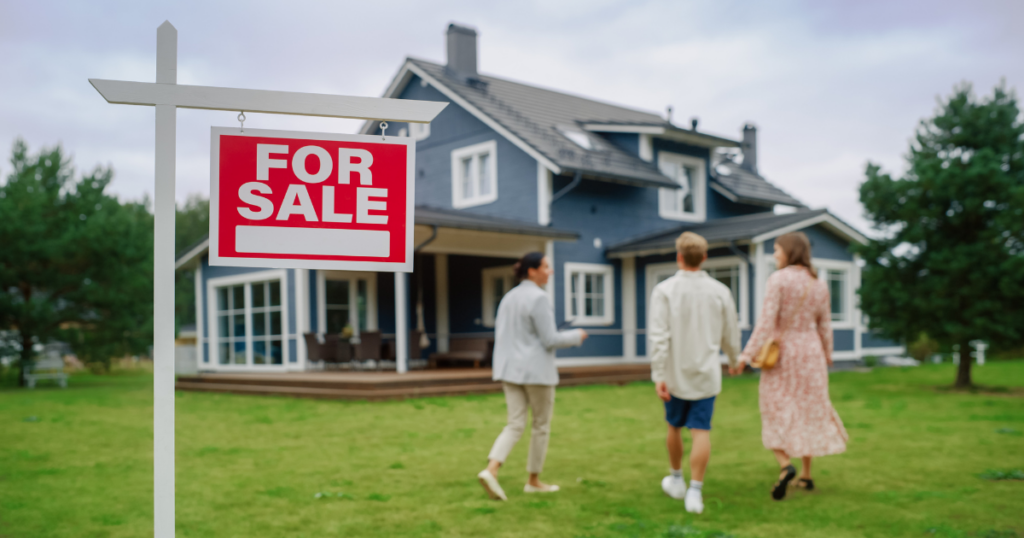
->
xmin=736 ymin=232 xmax=848 ymax=500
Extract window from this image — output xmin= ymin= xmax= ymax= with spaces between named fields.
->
xmin=564 ymin=263 xmax=615 ymax=325
xmin=409 ymin=122 xmax=430 ymax=141
xmin=825 ymin=269 xmax=847 ymax=323
xmin=707 ymin=265 xmax=741 ymax=315
xmin=319 ymin=272 xmax=377 ymax=335
xmin=451 ymin=140 xmax=498 ymax=208
xmin=482 ymin=266 xmax=516 ymax=327
xmin=210 ymin=272 xmax=289 ymax=367
xmin=657 ymin=152 xmax=706 ymax=222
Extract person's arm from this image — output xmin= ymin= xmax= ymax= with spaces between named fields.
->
xmin=648 ymin=286 xmax=672 ymax=401
xmin=530 ymin=293 xmax=584 ymax=350
xmin=721 ymin=289 xmax=741 ymax=374
xmin=816 ymin=282 xmax=834 ymax=367
xmin=738 ymin=274 xmax=782 ymax=368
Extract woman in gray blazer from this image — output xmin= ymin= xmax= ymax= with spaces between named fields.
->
xmin=477 ymin=252 xmax=587 ymax=501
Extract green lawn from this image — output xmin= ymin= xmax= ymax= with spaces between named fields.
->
xmin=1 ymin=363 xmax=1023 ymax=538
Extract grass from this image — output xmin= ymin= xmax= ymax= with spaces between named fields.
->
xmin=1 ymin=362 xmax=1023 ymax=538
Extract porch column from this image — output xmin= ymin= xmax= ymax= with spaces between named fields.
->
xmin=395 ymin=272 xmax=408 ymax=373
xmin=621 ymin=257 xmax=637 ymax=361
xmin=434 ymin=254 xmax=450 ymax=353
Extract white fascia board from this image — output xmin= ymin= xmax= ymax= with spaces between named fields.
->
xmin=751 ymin=213 xmax=869 ymax=246
xmin=359 ymin=65 xmax=418 ymax=134
xmin=709 ymin=182 xmax=740 ymax=203
xmin=175 ymin=239 xmax=210 ymax=271
xmin=89 ymin=79 xmax=446 ymax=123
xmin=403 ymin=63 xmax=563 ymax=175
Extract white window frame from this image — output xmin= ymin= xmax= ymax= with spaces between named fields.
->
xmin=317 ymin=270 xmax=379 ymax=336
xmin=814 ymin=259 xmax=856 ymax=329
xmin=206 ymin=269 xmax=290 ymax=370
xmin=481 ymin=265 xmax=516 ymax=327
xmin=564 ymin=262 xmax=615 ymax=326
xmin=645 ymin=258 xmax=749 ymax=328
xmin=451 ymin=140 xmax=498 ymax=209
xmin=657 ymin=152 xmax=706 ymax=223
xmin=409 ymin=122 xmax=430 ymax=141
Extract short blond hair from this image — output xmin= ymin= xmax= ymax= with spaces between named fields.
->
xmin=675 ymin=232 xmax=708 ymax=268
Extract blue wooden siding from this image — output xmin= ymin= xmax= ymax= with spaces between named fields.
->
xmin=596 ymin=132 xmax=640 ymax=155
xmin=862 ymin=332 xmax=900 ymax=349
xmin=372 ymin=76 xmax=539 ymax=223
xmin=763 ymin=224 xmax=853 ymax=261
xmin=833 ymin=329 xmax=855 ymax=352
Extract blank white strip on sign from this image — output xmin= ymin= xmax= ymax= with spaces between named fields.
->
xmin=236 ymin=226 xmax=390 ymax=258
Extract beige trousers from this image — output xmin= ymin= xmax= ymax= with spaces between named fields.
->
xmin=487 ymin=382 xmax=556 ymax=474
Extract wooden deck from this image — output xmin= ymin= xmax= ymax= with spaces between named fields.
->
xmin=175 ymin=364 xmax=652 ymax=400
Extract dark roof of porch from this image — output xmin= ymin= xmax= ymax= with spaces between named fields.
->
xmin=605 ymin=209 xmax=833 ymax=257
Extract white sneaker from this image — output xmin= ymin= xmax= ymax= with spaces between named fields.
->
xmin=477 ymin=469 xmax=507 ymax=501
xmin=661 ymin=475 xmax=687 ymax=500
xmin=684 ymin=488 xmax=704 ymax=514
xmin=523 ymin=483 xmax=560 ymax=493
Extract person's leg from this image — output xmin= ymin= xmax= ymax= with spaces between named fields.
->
xmin=800 ymin=456 xmax=812 ymax=479
xmin=772 ymin=449 xmax=791 ymax=470
xmin=486 ymin=383 xmax=529 ymax=477
xmin=524 ymin=385 xmax=556 ymax=488
xmin=666 ymin=424 xmax=684 ymax=471
xmin=770 ymin=449 xmax=797 ymax=500
xmin=688 ymin=429 xmax=710 ymax=482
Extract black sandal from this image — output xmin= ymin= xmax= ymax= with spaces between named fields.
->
xmin=772 ymin=465 xmax=797 ymax=500
xmin=795 ymin=478 xmax=814 ymax=491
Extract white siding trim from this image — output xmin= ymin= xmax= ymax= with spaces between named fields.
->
xmin=657 ymin=152 xmax=707 ymax=223
xmin=545 ymin=241 xmax=555 ymax=304
xmin=644 ymin=258 xmax=750 ymax=329
xmin=194 ymin=263 xmax=204 ymax=364
xmin=639 ymin=134 xmax=653 ymax=162
xmin=481 ymin=265 xmax=515 ymax=327
xmin=537 ymin=162 xmax=553 ymax=225
xmin=814 ymin=258 xmax=857 ymax=330
xmin=752 ymin=213 xmax=868 ymax=246
xmin=295 ymin=269 xmax=307 ymax=370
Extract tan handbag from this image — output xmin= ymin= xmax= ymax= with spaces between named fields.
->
xmin=752 ymin=280 xmax=814 ymax=370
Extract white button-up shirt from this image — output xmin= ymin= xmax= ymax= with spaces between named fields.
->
xmin=648 ymin=269 xmax=741 ymax=401
xmin=492 ymin=280 xmax=584 ymax=386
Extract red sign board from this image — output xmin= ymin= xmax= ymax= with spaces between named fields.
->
xmin=210 ymin=128 xmax=415 ymax=272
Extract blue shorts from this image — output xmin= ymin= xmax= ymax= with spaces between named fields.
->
xmin=664 ymin=395 xmax=715 ymax=430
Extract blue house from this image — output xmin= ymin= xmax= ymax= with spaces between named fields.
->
xmin=174 ymin=23 xmax=902 ymax=373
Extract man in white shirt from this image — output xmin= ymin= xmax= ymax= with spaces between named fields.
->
xmin=648 ymin=232 xmax=741 ymax=514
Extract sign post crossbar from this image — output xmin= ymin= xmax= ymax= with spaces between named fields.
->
xmin=90 ymin=21 xmax=445 ymax=538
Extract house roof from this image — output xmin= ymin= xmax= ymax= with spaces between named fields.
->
xmin=363 ymin=58 xmax=741 ymax=190
xmin=711 ymin=158 xmax=804 ymax=208
xmin=174 ymin=206 xmax=579 ymax=270
xmin=605 ymin=209 xmax=868 ymax=258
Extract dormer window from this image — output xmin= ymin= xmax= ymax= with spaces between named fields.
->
xmin=658 ymin=152 xmax=706 ymax=222
xmin=558 ymin=127 xmax=595 ymax=150
xmin=451 ymin=140 xmax=498 ymax=208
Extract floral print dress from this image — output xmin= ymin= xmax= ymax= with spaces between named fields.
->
xmin=740 ymin=265 xmax=848 ymax=457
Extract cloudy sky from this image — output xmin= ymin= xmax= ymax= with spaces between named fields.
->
xmin=2 ymin=0 xmax=1021 ymax=233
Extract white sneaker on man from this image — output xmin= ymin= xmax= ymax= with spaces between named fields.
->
xmin=661 ymin=475 xmax=687 ymax=500
xmin=684 ymin=487 xmax=704 ymax=514
xmin=477 ymin=470 xmax=507 ymax=501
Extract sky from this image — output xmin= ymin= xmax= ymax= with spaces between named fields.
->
xmin=1 ymin=0 xmax=1022 ymax=235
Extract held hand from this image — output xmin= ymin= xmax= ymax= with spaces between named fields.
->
xmin=655 ymin=381 xmax=672 ymax=402
xmin=729 ymin=361 xmax=745 ymax=376
xmin=578 ymin=329 xmax=589 ymax=342
xmin=825 ymin=356 xmax=833 ymax=367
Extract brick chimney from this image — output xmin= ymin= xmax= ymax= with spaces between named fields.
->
xmin=446 ymin=23 xmax=478 ymax=81
xmin=741 ymin=123 xmax=758 ymax=174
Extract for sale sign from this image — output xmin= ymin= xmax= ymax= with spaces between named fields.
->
xmin=210 ymin=128 xmax=415 ymax=272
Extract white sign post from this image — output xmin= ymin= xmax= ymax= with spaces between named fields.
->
xmin=90 ymin=22 xmax=445 ymax=537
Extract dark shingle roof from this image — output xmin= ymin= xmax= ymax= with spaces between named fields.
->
xmin=711 ymin=159 xmax=803 ymax=207
xmin=402 ymin=58 xmax=736 ymax=189
xmin=415 ymin=206 xmax=577 ymax=240
xmin=606 ymin=209 xmax=830 ymax=256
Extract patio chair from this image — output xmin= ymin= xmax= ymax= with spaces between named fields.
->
xmin=25 ymin=353 xmax=68 ymax=389
xmin=353 ymin=331 xmax=383 ymax=370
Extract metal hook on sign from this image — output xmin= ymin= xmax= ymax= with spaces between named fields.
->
xmin=380 ymin=121 xmax=388 ymax=141
xmin=238 ymin=111 xmax=246 ymax=133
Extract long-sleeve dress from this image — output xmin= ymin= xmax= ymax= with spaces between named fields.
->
xmin=740 ymin=265 xmax=848 ymax=457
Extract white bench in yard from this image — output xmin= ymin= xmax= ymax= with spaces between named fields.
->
xmin=26 ymin=353 xmax=68 ymax=389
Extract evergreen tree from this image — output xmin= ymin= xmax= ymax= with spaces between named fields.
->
xmin=0 ymin=140 xmax=153 ymax=383
xmin=857 ymin=83 xmax=1024 ymax=388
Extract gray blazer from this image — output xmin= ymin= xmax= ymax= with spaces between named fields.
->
xmin=492 ymin=280 xmax=584 ymax=386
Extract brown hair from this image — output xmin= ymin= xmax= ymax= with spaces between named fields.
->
xmin=774 ymin=232 xmax=817 ymax=277
xmin=513 ymin=252 xmax=545 ymax=281
xmin=675 ymin=232 xmax=708 ymax=268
